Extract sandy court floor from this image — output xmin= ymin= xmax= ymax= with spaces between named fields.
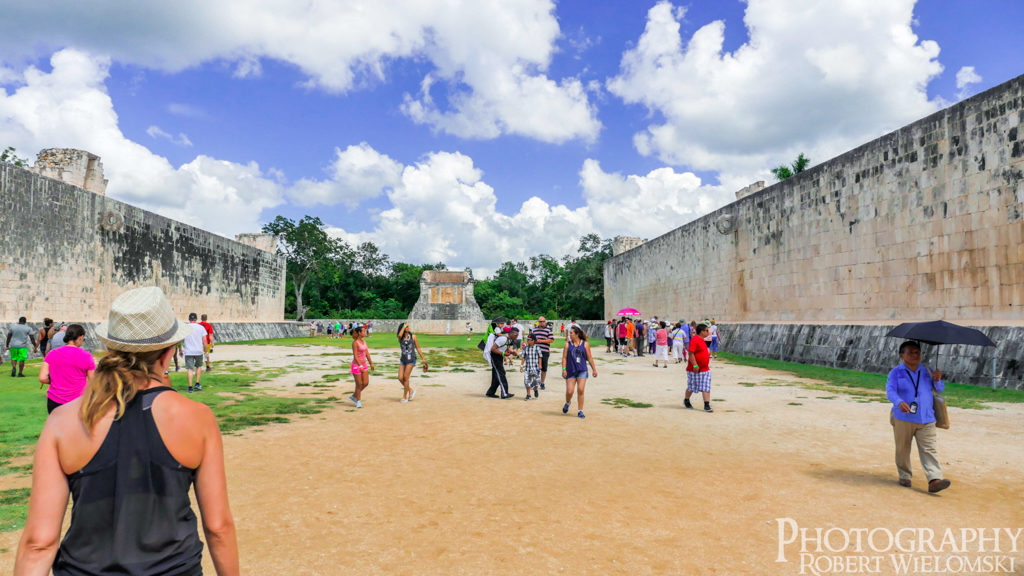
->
xmin=2 ymin=343 xmax=1022 ymax=575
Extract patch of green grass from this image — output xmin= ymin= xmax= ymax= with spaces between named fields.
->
xmin=738 ymin=381 xmax=757 ymax=387
xmin=788 ymin=402 xmax=803 ymax=406
xmin=718 ymin=353 xmax=1024 ymax=409
xmin=612 ymin=371 xmax=624 ymax=375
xmin=422 ymin=383 xmax=446 ymax=387
xmin=0 ymin=488 xmax=31 ymax=532
xmin=818 ymin=396 xmax=838 ymax=400
xmin=0 ymin=361 xmax=50 ymax=475
xmin=447 ymin=367 xmax=476 ymax=373
xmin=321 ymin=373 xmax=345 ymax=382
xmin=601 ymin=397 xmax=653 ymax=409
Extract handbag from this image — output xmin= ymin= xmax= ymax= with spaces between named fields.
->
xmin=933 ymin=393 xmax=950 ymax=429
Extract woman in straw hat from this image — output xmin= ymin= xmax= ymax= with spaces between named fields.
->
xmin=15 ymin=287 xmax=239 ymax=576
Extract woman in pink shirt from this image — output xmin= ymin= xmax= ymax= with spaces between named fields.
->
xmin=39 ymin=324 xmax=95 ymax=413
xmin=348 ymin=324 xmax=374 ymax=409
xmin=652 ymin=321 xmax=670 ymax=368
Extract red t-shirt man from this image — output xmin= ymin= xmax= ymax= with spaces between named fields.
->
xmin=687 ymin=336 xmax=710 ymax=373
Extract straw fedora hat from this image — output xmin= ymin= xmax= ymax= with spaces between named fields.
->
xmin=95 ymin=287 xmax=194 ymax=352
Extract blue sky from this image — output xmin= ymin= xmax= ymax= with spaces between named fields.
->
xmin=1 ymin=0 xmax=1021 ymax=274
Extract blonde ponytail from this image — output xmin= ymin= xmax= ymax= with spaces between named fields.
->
xmin=81 ymin=347 xmax=169 ymax=431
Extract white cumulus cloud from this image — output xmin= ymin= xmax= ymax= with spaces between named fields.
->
xmin=955 ymin=66 xmax=982 ymax=100
xmin=607 ymin=0 xmax=944 ymax=177
xmin=0 ymin=0 xmax=599 ymax=145
xmin=289 ymin=143 xmax=403 ymax=208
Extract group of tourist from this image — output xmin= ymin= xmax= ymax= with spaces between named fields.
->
xmin=605 ymin=317 xmax=719 ymax=360
xmin=308 ymin=319 xmax=373 ymax=339
xmin=345 ymin=321 xmax=430 ymax=408
xmin=2 ymin=312 xmax=215 ymax=416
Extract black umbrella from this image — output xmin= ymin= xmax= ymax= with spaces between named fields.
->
xmin=885 ymin=320 xmax=996 ymax=373
xmin=885 ymin=320 xmax=996 ymax=347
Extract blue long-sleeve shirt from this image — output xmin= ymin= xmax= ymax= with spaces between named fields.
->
xmin=886 ymin=362 xmax=945 ymax=424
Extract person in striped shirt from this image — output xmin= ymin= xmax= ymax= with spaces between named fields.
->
xmin=520 ymin=333 xmax=542 ymax=400
xmin=531 ymin=317 xmax=554 ymax=390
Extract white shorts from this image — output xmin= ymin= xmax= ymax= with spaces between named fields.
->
xmin=655 ymin=345 xmax=669 ymax=361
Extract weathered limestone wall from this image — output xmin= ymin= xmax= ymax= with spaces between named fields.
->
xmin=717 ymin=323 xmax=1024 ymax=391
xmin=0 ymin=163 xmax=286 ymax=323
xmin=606 ymin=74 xmax=1024 ymax=324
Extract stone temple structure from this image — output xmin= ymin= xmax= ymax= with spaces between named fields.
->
xmin=408 ymin=270 xmax=487 ymax=333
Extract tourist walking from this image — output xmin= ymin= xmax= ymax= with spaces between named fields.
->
xmin=561 ymin=326 xmax=597 ymax=419
xmin=521 ymin=333 xmax=542 ymax=400
xmin=199 ymin=314 xmax=215 ymax=371
xmin=647 ymin=320 xmax=657 ymax=355
xmin=14 ymin=286 xmax=238 ymax=575
xmin=653 ymin=321 xmax=670 ymax=368
xmin=396 ymin=323 xmax=428 ymax=403
xmin=671 ymin=322 xmax=688 ymax=363
xmin=616 ymin=318 xmax=628 ymax=356
xmin=532 ymin=317 xmax=554 ymax=390
xmin=39 ymin=324 xmax=94 ymax=413
xmin=709 ymin=319 xmax=720 ymax=359
xmin=349 ymin=324 xmax=374 ymax=408
xmin=6 ymin=317 xmax=38 ymax=377
xmin=37 ymin=318 xmax=54 ymax=358
xmin=635 ymin=319 xmax=645 ymax=357
xmin=483 ymin=322 xmax=515 ymax=399
xmin=885 ymin=341 xmax=951 ymax=493
xmin=685 ymin=323 xmax=714 ymax=412
xmin=604 ymin=320 xmax=614 ymax=352
xmin=183 ymin=313 xmax=206 ymax=393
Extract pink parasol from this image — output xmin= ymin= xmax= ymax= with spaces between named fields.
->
xmin=615 ymin=308 xmax=641 ymax=316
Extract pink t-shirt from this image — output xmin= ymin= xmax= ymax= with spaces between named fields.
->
xmin=45 ymin=346 xmax=96 ymax=404
xmin=353 ymin=339 xmax=369 ymax=366
xmin=655 ymin=329 xmax=669 ymax=346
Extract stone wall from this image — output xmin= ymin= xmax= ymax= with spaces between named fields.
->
xmin=717 ymin=323 xmax=1024 ymax=391
xmin=407 ymin=269 xmax=486 ymax=332
xmin=0 ymin=162 xmax=286 ymax=322
xmin=604 ymin=74 xmax=1024 ymax=387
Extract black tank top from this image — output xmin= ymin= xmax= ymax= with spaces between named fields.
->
xmin=53 ymin=386 xmax=204 ymax=576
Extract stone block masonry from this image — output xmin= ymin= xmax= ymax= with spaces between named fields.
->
xmin=605 ymin=73 xmax=1024 ymax=388
xmin=1 ymin=162 xmax=286 ymax=324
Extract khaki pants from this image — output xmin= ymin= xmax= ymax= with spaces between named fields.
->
xmin=890 ymin=413 xmax=943 ymax=482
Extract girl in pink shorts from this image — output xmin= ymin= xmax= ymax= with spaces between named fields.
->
xmin=349 ymin=325 xmax=374 ymax=408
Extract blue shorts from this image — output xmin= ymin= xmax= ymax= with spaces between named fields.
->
xmin=709 ymin=337 xmax=719 ymax=352
xmin=565 ymin=370 xmax=589 ymax=380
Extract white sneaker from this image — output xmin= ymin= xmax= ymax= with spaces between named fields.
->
xmin=400 ymin=398 xmax=408 ymax=403
xmin=349 ymin=395 xmax=358 ymax=406
xmin=409 ymin=389 xmax=417 ymax=401
xmin=355 ymin=400 xmax=363 ymax=409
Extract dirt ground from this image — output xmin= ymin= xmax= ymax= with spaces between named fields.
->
xmin=2 ymin=343 xmax=1022 ymax=575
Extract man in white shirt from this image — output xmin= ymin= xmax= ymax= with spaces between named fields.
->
xmin=183 ymin=313 xmax=207 ymax=393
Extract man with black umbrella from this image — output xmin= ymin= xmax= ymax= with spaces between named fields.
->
xmin=885 ymin=341 xmax=951 ymax=493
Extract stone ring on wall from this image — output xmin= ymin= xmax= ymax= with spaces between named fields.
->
xmin=714 ymin=213 xmax=737 ymax=235
xmin=99 ymin=210 xmax=124 ymax=232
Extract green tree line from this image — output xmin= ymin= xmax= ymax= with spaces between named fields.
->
xmin=264 ymin=215 xmax=612 ymax=320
